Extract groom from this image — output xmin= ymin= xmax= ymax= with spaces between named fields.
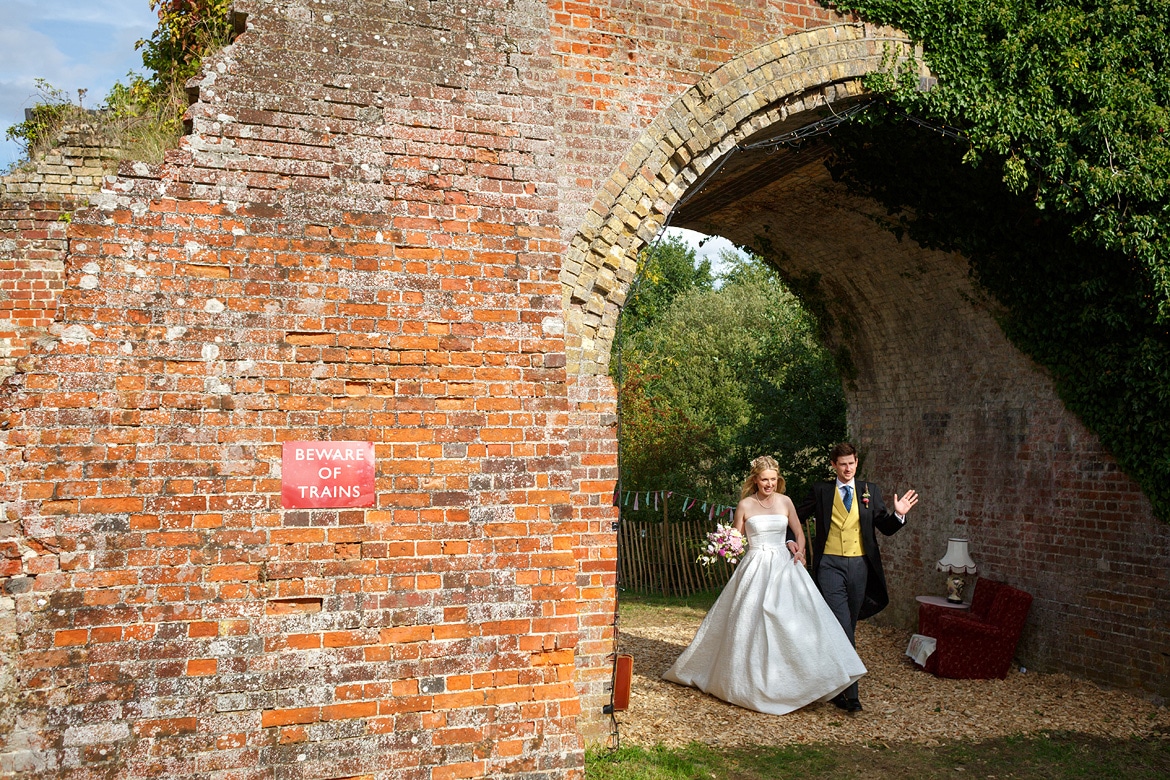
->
xmin=795 ymin=442 xmax=918 ymax=713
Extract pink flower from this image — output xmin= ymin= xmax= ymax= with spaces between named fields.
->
xmin=697 ymin=524 xmax=747 ymax=566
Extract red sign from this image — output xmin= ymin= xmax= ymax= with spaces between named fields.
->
xmin=282 ymin=441 xmax=375 ymax=508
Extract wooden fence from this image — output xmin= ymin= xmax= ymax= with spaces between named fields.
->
xmin=617 ymin=516 xmax=734 ymax=597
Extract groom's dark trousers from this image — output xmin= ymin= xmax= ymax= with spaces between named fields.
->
xmin=796 ymin=480 xmax=904 ymax=702
xmin=816 ymin=555 xmax=867 ymax=700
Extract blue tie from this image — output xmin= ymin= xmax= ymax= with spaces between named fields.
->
xmin=842 ymin=485 xmax=853 ymax=511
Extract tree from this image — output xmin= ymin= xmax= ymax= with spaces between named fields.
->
xmin=616 ymin=235 xmax=714 ymax=343
xmin=615 ymin=246 xmax=845 ymax=518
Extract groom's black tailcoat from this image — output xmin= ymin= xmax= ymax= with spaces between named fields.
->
xmin=795 ymin=480 xmax=905 ymax=620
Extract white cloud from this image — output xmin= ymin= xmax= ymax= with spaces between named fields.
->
xmin=662 ymin=227 xmax=748 ymax=278
xmin=0 ymin=0 xmax=157 ymax=168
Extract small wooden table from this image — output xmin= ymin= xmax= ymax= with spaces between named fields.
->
xmin=915 ymin=595 xmax=970 ymax=610
xmin=910 ymin=596 xmax=971 ymax=668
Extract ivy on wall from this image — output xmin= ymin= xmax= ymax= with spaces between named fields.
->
xmin=835 ymin=0 xmax=1170 ymax=312
xmin=822 ymin=0 xmax=1170 ymax=519
xmin=827 ymin=114 xmax=1170 ymax=520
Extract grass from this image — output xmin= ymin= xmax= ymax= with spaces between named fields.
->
xmin=585 ymin=733 xmax=1170 ymax=779
xmin=617 ymin=588 xmax=721 ymax=617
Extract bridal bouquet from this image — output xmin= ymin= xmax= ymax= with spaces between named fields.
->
xmin=697 ymin=523 xmax=747 ymax=566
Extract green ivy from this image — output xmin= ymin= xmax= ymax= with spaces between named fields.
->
xmin=834 ymin=0 xmax=1170 ymax=315
xmin=825 ymin=0 xmax=1170 ymax=518
xmin=827 ymin=114 xmax=1170 ymax=520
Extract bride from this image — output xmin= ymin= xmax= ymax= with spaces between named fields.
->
xmin=662 ymin=456 xmax=866 ymax=714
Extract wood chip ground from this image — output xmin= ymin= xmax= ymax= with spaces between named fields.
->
xmin=614 ymin=606 xmax=1169 ymax=748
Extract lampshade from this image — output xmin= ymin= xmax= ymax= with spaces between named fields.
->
xmin=936 ymin=538 xmax=978 ymax=574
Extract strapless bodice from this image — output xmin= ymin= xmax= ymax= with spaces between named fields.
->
xmin=744 ymin=514 xmax=790 ymax=550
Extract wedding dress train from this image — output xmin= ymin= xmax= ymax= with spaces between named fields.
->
xmin=662 ymin=514 xmax=866 ymax=714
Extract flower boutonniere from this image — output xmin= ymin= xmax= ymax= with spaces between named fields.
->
xmin=861 ymin=487 xmax=871 ymax=507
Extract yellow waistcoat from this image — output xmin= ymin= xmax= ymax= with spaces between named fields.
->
xmin=823 ymin=486 xmax=863 ymax=557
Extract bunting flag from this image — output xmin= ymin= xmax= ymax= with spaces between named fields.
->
xmin=614 ymin=487 xmax=738 ymax=524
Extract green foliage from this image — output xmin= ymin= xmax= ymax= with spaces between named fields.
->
xmin=4 ymin=80 xmax=86 ymax=159
xmin=5 ymin=1 xmax=233 ymax=167
xmin=833 ymin=0 xmax=1170 ymax=317
xmin=138 ymin=0 xmax=234 ymax=90
xmin=827 ymin=116 xmax=1170 ymax=519
xmin=613 ymin=243 xmax=845 ymax=516
xmin=106 ymin=0 xmax=234 ymax=159
xmin=617 ymin=236 xmax=715 ymax=342
xmin=103 ymin=74 xmax=190 ymax=163
xmin=818 ymin=0 xmax=1170 ymax=518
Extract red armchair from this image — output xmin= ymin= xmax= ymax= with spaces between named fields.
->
xmin=918 ymin=577 xmax=1033 ymax=679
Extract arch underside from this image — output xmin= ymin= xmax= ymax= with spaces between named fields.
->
xmin=565 ymin=24 xmax=1169 ymax=697
xmin=560 ymin=23 xmax=919 ymax=378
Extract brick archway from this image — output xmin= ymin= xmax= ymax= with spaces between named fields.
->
xmin=560 ymin=23 xmax=915 ymax=377
xmin=1 ymin=3 xmax=1165 ymax=777
xmin=562 ymin=24 xmax=921 ymax=734
xmin=561 ymin=21 xmax=1169 ymax=724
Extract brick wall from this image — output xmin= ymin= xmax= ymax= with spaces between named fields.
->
xmin=0 ymin=124 xmax=121 ymax=378
xmin=550 ymin=0 xmax=849 ymax=247
xmin=0 ymin=1 xmax=1165 ymax=779
xmin=2 ymin=1 xmax=599 ymax=776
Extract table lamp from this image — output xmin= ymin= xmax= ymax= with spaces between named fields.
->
xmin=936 ymin=538 xmax=977 ymax=603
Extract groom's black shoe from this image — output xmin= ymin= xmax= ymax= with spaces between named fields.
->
xmin=830 ymin=694 xmax=863 ymax=713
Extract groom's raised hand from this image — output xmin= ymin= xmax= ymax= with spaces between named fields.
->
xmin=893 ymin=489 xmax=919 ymax=517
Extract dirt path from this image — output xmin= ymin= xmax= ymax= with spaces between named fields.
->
xmin=614 ymin=605 xmax=1169 ymax=748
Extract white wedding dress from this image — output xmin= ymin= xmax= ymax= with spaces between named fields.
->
xmin=662 ymin=514 xmax=866 ymax=714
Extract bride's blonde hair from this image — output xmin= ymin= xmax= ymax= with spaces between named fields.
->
xmin=739 ymin=455 xmax=786 ymax=499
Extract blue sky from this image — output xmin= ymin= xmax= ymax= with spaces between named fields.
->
xmin=0 ymin=0 xmax=157 ymax=169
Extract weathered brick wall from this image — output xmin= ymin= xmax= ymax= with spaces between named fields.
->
xmin=2 ymin=0 xmax=590 ymax=775
xmin=1 ymin=1 xmax=1165 ymax=779
xmin=0 ymin=125 xmax=121 ymax=378
xmin=4 ymin=5 xmax=884 ymax=777
xmin=550 ymin=0 xmax=848 ymax=246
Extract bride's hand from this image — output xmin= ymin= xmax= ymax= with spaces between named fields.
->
xmin=786 ymin=541 xmax=805 ymax=565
